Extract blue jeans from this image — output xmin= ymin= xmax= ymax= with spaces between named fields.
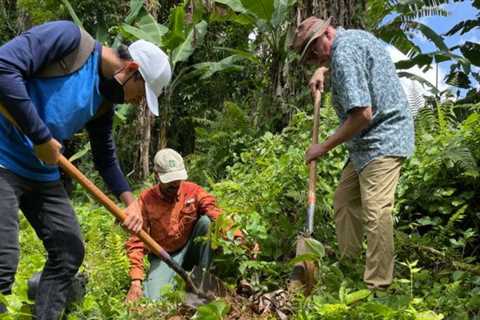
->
xmin=144 ymin=215 xmax=212 ymax=300
xmin=0 ymin=168 xmax=84 ymax=319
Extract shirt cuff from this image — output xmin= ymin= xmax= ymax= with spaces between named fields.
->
xmin=129 ymin=269 xmax=145 ymax=281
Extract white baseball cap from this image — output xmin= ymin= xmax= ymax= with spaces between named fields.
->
xmin=128 ymin=40 xmax=172 ymax=116
xmin=153 ymin=148 xmax=188 ymax=183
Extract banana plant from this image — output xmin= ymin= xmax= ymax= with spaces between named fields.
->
xmin=61 ymin=0 xmax=146 ymax=163
xmin=370 ymin=0 xmax=479 ymax=91
xmin=118 ymin=1 xmax=255 ymax=147
xmin=369 ymin=0 xmax=450 ymax=56
xmin=119 ymin=2 xmax=259 ymax=92
xmin=214 ymin=0 xmax=297 ymax=55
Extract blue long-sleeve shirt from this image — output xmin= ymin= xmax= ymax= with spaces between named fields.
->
xmin=0 ymin=21 xmax=130 ymax=197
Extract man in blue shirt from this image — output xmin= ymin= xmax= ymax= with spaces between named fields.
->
xmin=0 ymin=21 xmax=171 ymax=319
xmin=291 ymin=17 xmax=414 ymax=290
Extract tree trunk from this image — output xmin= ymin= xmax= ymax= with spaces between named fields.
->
xmin=157 ymin=102 xmax=168 ymax=151
xmin=133 ymin=0 xmax=161 ymax=180
xmin=136 ymin=103 xmax=152 ymax=180
xmin=296 ymin=0 xmax=367 ymax=29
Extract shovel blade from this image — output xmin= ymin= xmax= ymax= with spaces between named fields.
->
xmin=289 ymin=235 xmax=319 ymax=295
xmin=184 ymin=266 xmax=228 ymax=308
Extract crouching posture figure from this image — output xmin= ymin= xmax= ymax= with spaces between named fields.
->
xmin=125 ymin=148 xmax=237 ymax=301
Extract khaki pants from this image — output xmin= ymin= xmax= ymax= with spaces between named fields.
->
xmin=333 ymin=157 xmax=402 ymax=288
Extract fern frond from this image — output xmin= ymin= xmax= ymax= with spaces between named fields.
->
xmin=404 ymin=80 xmax=426 ymax=117
xmin=444 ymin=138 xmax=479 ymax=177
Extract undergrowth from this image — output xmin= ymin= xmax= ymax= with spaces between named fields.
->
xmin=1 ymin=102 xmax=479 ymax=319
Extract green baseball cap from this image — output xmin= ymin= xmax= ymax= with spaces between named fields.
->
xmin=153 ymin=148 xmax=188 ymax=183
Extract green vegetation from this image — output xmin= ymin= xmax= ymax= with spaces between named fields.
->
xmin=0 ymin=0 xmax=479 ymax=319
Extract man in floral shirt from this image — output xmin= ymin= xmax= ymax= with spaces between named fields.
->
xmin=291 ymin=17 xmax=414 ymax=289
xmin=125 ymin=148 xmax=240 ymax=301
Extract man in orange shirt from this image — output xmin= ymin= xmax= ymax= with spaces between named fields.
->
xmin=125 ymin=148 xmax=225 ymax=301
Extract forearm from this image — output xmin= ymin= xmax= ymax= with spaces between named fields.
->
xmin=321 ymin=107 xmax=372 ymax=152
xmin=88 ymin=116 xmax=131 ymax=199
xmin=120 ymin=191 xmax=135 ymax=206
xmin=126 ymin=236 xmax=146 ymax=281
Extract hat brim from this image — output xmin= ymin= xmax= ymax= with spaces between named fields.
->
xmin=145 ymin=82 xmax=159 ymax=116
xmin=159 ymin=169 xmax=188 ymax=184
xmin=299 ymin=17 xmax=332 ymax=63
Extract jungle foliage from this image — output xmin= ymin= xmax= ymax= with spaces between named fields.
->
xmin=0 ymin=0 xmax=479 ymax=319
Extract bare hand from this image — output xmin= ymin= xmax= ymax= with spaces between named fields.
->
xmin=126 ymin=280 xmax=143 ymax=302
xmin=309 ymin=67 xmax=328 ymax=95
xmin=305 ymin=144 xmax=328 ymax=163
xmin=34 ymin=138 xmax=62 ymax=165
xmin=124 ymin=201 xmax=143 ymax=234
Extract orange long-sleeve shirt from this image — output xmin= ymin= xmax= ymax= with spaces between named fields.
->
xmin=125 ymin=181 xmax=221 ymax=281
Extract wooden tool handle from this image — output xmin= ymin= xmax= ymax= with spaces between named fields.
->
xmin=0 ymin=103 xmax=205 ymax=296
xmin=57 ymin=156 xmax=200 ymax=291
xmin=306 ymin=91 xmax=321 ymax=235
xmin=307 ymin=91 xmax=322 ymax=203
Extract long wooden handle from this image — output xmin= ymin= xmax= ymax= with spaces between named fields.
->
xmin=0 ymin=103 xmax=207 ymax=297
xmin=57 ymin=156 xmax=211 ymax=297
xmin=306 ymin=91 xmax=321 ymax=234
xmin=57 ymin=156 xmax=187 ymax=276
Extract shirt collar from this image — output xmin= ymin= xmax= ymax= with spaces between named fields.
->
xmin=332 ymin=27 xmax=346 ymax=53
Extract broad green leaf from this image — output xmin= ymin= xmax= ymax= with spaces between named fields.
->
xmin=445 ymin=17 xmax=479 ymax=36
xmin=396 ymin=54 xmax=433 ymax=70
xmin=410 ymin=21 xmax=448 ymax=52
xmin=415 ymin=311 xmax=444 ymax=320
xmin=398 ymin=71 xmax=440 ymax=95
xmin=452 ymin=271 xmax=464 ymax=281
xmin=214 ymin=0 xmax=247 ymax=13
xmin=417 ymin=217 xmax=434 ymax=226
xmin=344 ymin=289 xmax=371 ymax=305
xmin=446 ymin=70 xmax=471 ymax=89
xmin=360 ymin=301 xmax=394 ymax=316
xmin=304 ymin=237 xmax=325 ymax=259
xmin=240 ymin=0 xmax=274 ymax=21
xmin=124 ymin=0 xmax=144 ymax=24
xmin=69 ymin=143 xmax=91 ymax=163
xmin=193 ymin=300 xmax=230 ymax=320
xmin=376 ymin=16 xmax=420 ymax=56
xmin=121 ymin=24 xmax=163 ymax=46
xmin=172 ymin=20 xmax=208 ymax=67
xmin=95 ymin=24 xmax=109 ymax=45
xmin=137 ymin=14 xmax=169 ymax=44
xmin=271 ymin=0 xmax=296 ymax=27
xmin=112 ymin=0 xmax=147 ymax=47
xmin=288 ymin=253 xmax=320 ymax=265
xmin=232 ymin=13 xmax=257 ymax=25
xmin=193 ymin=55 xmax=245 ymax=79
xmin=460 ymin=41 xmax=480 ymax=66
xmin=163 ymin=6 xmax=187 ymax=50
xmin=120 ymin=14 xmax=168 ymax=47
xmin=214 ymin=47 xmax=260 ymax=63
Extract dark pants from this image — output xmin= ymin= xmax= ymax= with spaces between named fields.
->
xmin=0 ymin=168 xmax=84 ymax=319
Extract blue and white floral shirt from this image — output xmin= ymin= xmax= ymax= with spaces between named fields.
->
xmin=330 ymin=28 xmax=415 ymax=172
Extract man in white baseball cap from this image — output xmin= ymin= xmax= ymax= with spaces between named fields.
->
xmin=0 ymin=20 xmax=172 ymax=318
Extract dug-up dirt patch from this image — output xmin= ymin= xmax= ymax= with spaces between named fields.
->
xmin=166 ymin=287 xmax=292 ymax=320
